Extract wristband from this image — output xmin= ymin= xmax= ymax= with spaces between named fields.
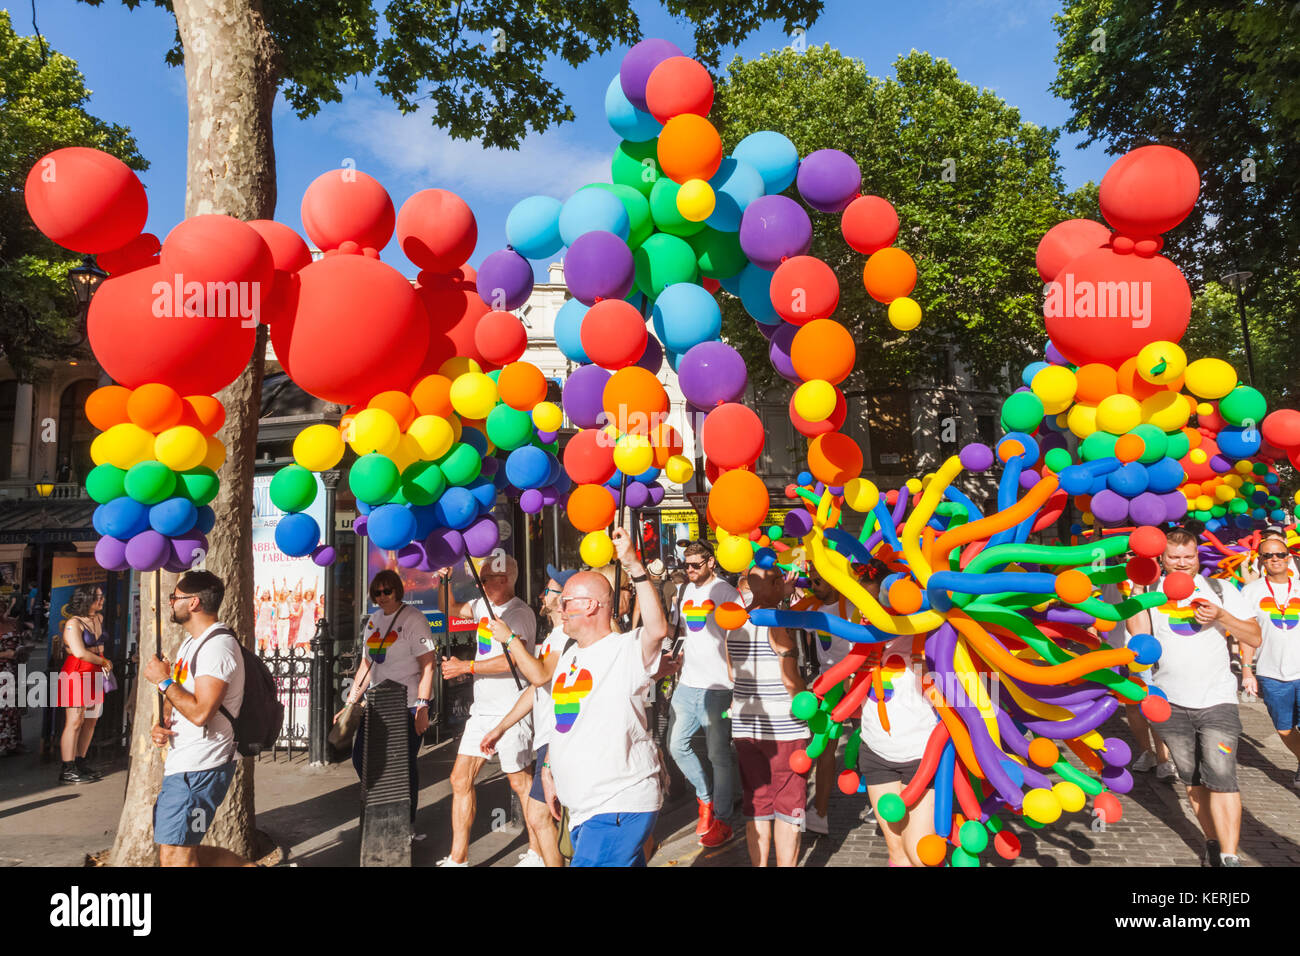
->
xmin=630 ymin=572 xmax=648 ymax=584
xmin=503 ymin=633 xmax=515 ymax=649
xmin=469 ymin=661 xmax=475 ymax=675
xmin=158 ymin=678 xmax=174 ymax=693
xmin=414 ymin=698 xmax=430 ymax=709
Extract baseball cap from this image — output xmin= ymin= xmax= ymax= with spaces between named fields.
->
xmin=546 ymin=563 xmax=579 ymax=588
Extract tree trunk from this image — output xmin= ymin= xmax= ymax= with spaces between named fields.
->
xmin=111 ymin=0 xmax=279 ymax=866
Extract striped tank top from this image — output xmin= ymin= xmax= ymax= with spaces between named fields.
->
xmin=726 ymin=622 xmax=808 ymax=742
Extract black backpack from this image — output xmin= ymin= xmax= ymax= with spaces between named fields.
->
xmin=191 ymin=626 xmax=284 ymax=757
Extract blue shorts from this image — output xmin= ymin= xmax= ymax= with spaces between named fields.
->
xmin=569 ymin=811 xmax=658 ymax=867
xmin=530 ymin=744 xmax=549 ymax=803
xmin=1257 ymin=676 xmax=1300 ymax=732
xmin=153 ymin=762 xmax=236 ymax=846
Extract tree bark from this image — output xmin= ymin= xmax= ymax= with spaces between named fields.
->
xmin=111 ymin=0 xmax=279 ymax=866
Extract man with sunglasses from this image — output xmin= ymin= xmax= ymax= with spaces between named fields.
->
xmin=1239 ymin=530 xmax=1300 ymax=786
xmin=142 ymin=570 xmax=250 ymax=866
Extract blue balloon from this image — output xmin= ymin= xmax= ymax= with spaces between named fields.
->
xmin=1107 ymin=462 xmax=1149 ymax=497
xmin=732 ymin=130 xmax=799 ymax=194
xmin=554 ymin=298 xmax=591 ymax=363
xmin=559 ymin=187 xmax=630 ymax=246
xmin=737 ymin=262 xmax=779 ymax=325
xmin=411 ymin=502 xmax=440 ymax=539
xmin=460 ymin=425 xmax=489 ymax=456
xmin=604 ymin=74 xmax=662 ymax=142
xmin=633 ymin=466 xmax=661 ymax=484
xmin=1128 ymin=632 xmax=1162 ymax=666
xmin=1021 ymin=361 xmax=1049 ymax=387
xmin=719 ymin=271 xmax=744 ymax=296
xmin=651 ymin=282 xmax=722 ymax=353
xmin=506 ymin=195 xmax=563 ymax=260
xmin=432 ymin=487 xmax=477 ymax=531
xmin=195 ymin=505 xmax=216 ymax=534
xmin=666 ymin=348 xmax=685 ymax=374
xmin=1217 ymin=426 xmax=1261 ymax=460
xmin=543 ymin=452 xmax=563 ymax=488
xmin=368 ymin=503 xmax=418 ymax=550
xmin=706 ymin=157 xmax=765 ymax=232
xmin=357 ymin=500 xmax=373 ymax=515
xmin=98 ymin=497 xmax=149 ymax=539
xmin=466 ymin=476 xmax=497 ymax=512
xmin=1145 ymin=456 xmax=1184 ymax=494
xmin=149 ymin=497 xmax=198 ymax=537
xmin=506 ymin=445 xmax=551 ymax=490
xmin=275 ymin=512 xmax=320 ymax=557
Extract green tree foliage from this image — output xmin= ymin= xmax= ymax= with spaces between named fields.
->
xmin=712 ymin=46 xmax=1090 ymax=394
xmin=0 ymin=10 xmax=145 ymax=382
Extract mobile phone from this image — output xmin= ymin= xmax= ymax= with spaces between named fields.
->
xmin=671 ymin=636 xmax=686 ymax=659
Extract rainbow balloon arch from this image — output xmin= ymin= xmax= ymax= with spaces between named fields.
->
xmin=24 ymin=36 xmax=1300 ymax=866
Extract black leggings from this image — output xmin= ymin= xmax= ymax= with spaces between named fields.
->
xmin=352 ymin=709 xmax=420 ymax=824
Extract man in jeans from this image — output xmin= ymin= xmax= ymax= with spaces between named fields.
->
xmin=668 ymin=540 xmax=741 ymax=847
xmin=1126 ymin=528 xmax=1261 ymax=867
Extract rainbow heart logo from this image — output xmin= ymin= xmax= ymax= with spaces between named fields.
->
xmin=866 ymin=658 xmax=907 ymax=704
xmin=476 ymin=618 xmax=493 ymax=656
xmin=552 ymin=665 xmax=593 ymax=733
xmin=172 ymin=659 xmax=189 ymax=684
xmin=365 ymin=632 xmax=394 ymax=662
xmin=1159 ymin=601 xmax=1200 ymax=636
xmin=1216 ymin=742 xmax=1232 ymax=756
xmin=683 ymin=600 xmax=715 ymax=632
xmin=1261 ymin=597 xmax=1300 ymax=631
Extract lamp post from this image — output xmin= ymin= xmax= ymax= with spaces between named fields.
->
xmin=1219 ymin=271 xmax=1255 ymax=388
xmin=67 ymin=256 xmax=107 ymax=349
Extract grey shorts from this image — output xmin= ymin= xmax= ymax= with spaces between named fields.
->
xmin=1159 ymin=703 xmax=1242 ymax=793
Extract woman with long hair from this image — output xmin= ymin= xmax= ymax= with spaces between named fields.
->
xmin=56 ymin=584 xmax=109 ymax=785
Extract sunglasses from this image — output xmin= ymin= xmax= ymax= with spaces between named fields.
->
xmin=168 ymin=593 xmax=196 ymax=603
xmin=542 ymin=587 xmax=562 ymax=596
xmin=1260 ymin=552 xmax=1289 ymax=560
xmin=372 ymin=588 xmax=394 ymax=597
xmin=685 ymin=561 xmax=707 ymax=570
xmin=561 ymin=596 xmax=603 ymax=611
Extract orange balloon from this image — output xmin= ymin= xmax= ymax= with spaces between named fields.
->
xmin=411 ymin=374 xmax=454 ymax=418
xmin=917 ymin=834 xmax=949 ymax=867
xmin=1028 ymin=737 xmax=1060 ymax=768
xmin=567 ymin=483 xmax=617 ymax=533
xmin=603 ymin=366 xmax=669 ymax=435
xmin=126 ymin=382 xmax=184 ymax=433
xmin=1054 ymin=568 xmax=1093 ymax=604
xmin=807 ymin=432 xmax=863 ymax=486
xmin=1116 ymin=357 xmax=1164 ymax=400
xmin=183 ymin=395 xmax=226 ymax=435
xmin=713 ymin=601 xmax=748 ymax=631
xmin=84 ymin=385 xmax=131 ymax=431
xmin=791 ymin=319 xmax=856 ymax=385
xmin=657 ymin=114 xmax=723 ymax=184
xmin=497 ymin=361 xmax=548 ymax=411
xmin=1113 ymin=433 xmax=1144 ymax=463
xmin=888 ymin=578 xmax=923 ymax=614
xmin=709 ymin=469 xmax=768 ymax=534
xmin=1074 ymin=363 xmax=1119 ymax=404
xmin=368 ymin=390 xmax=417 ymax=431
xmin=649 ymin=421 xmax=684 ymax=467
xmin=861 ymin=247 xmax=917 ymax=303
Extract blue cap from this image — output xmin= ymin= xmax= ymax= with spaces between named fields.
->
xmin=546 ymin=563 xmax=579 ymax=588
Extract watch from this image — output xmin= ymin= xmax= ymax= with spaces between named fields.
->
xmin=630 ymin=572 xmax=649 ymax=583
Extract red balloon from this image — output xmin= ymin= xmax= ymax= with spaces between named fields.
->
xmin=160 ymin=215 xmax=274 ymax=298
xmin=1162 ymin=571 xmax=1195 ymax=602
xmin=1262 ymin=409 xmax=1300 ymax=450
xmin=770 ymin=255 xmax=839 ymax=324
xmin=564 ymin=428 xmax=616 ymax=486
xmin=840 ymin=195 xmax=899 ymax=255
xmin=1099 ymin=146 xmax=1200 ymax=239
xmin=248 ymin=220 xmax=313 ymax=272
xmin=992 ymin=831 xmax=1022 ymax=860
xmin=396 ymin=189 xmax=478 ymax=272
xmin=1093 ymin=792 xmax=1123 ymax=825
xmin=300 ymin=169 xmax=395 ymax=252
xmin=97 ymin=233 xmax=160 ymax=276
xmin=87 ymin=264 xmax=257 ymax=394
xmin=24 ymin=147 xmax=147 ymax=253
xmin=1125 ymin=556 xmax=1160 ymax=586
xmin=1128 ymin=525 xmax=1167 ymax=558
xmin=271 ymin=254 xmax=427 ymax=405
xmin=1140 ymin=694 xmax=1171 ymax=723
xmin=788 ymin=749 xmax=812 ymax=774
xmin=1035 ymin=218 xmax=1111 ymax=282
xmin=415 ymin=268 xmax=491 ymax=373
xmin=644 ymin=56 xmax=714 ymax=124
xmin=1181 ymin=435 xmax=1219 ymax=483
xmin=474 ymin=310 xmax=528 ymax=366
xmin=1042 ymin=246 xmax=1191 ymax=367
xmin=580 ymin=299 xmax=648 ymax=370
xmin=701 ymin=403 xmax=764 ymax=469
xmin=789 ymin=387 xmax=847 ymax=438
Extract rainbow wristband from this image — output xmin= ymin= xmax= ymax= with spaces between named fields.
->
xmin=158 ymin=678 xmax=174 ymax=693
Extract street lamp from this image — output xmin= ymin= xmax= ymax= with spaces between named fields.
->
xmin=34 ymin=474 xmax=55 ymax=498
xmin=67 ymin=256 xmax=108 ymax=348
xmin=1219 ymin=270 xmax=1255 ymax=387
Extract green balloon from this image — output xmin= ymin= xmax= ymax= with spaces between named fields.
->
xmin=1218 ymin=385 xmax=1266 ymax=427
xmin=808 ymin=710 xmax=829 ymax=735
xmin=1210 ymin=504 xmax=1227 ymax=517
xmin=791 ymin=691 xmax=819 ymax=721
xmin=124 ymin=461 xmax=176 ymax=505
xmin=486 ymin=404 xmax=534 ymax=451
xmin=1252 ymin=461 xmax=1268 ymax=475
xmin=1164 ymin=429 xmax=1190 ymax=460
xmin=270 ymin=464 xmax=317 ymax=513
xmin=950 ymin=846 xmax=980 ymax=867
xmin=648 ymin=176 xmax=706 ymax=238
xmin=877 ymin=793 xmax=907 ymax=823
xmin=593 ymin=183 xmax=653 ymax=248
xmin=827 ymin=720 xmax=843 ymax=740
xmin=958 ymin=820 xmax=989 ymax=854
xmin=1043 ymin=447 xmax=1073 ymax=474
xmin=1228 ymin=498 xmax=1249 ymax=514
xmin=1131 ymin=423 xmax=1168 ymax=463
xmin=985 ymin=814 xmax=1004 ymax=834
xmin=438 ymin=442 xmax=482 ymax=486
xmin=1080 ymin=430 xmax=1118 ymax=461
xmin=689 ymin=227 xmax=747 ymax=279
xmin=401 ymin=460 xmax=447 ymax=506
xmin=388 ymin=485 xmax=409 ymax=506
xmin=1023 ymin=816 xmax=1045 ymax=829
xmin=176 ymin=466 xmax=219 ymax=507
xmin=633 ymin=232 xmax=698 ymax=298
xmin=611 ymin=139 xmax=660 ymax=198
xmin=1000 ymin=391 xmax=1044 ymax=433
xmin=349 ymin=453 xmax=400 ymax=505
xmin=85 ymin=464 xmax=126 ymax=504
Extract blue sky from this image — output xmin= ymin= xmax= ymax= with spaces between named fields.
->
xmin=32 ymin=0 xmax=1112 ymax=276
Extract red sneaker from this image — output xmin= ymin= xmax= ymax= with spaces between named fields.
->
xmin=698 ymin=819 xmax=733 ymax=848
xmin=695 ymin=799 xmax=715 ymax=836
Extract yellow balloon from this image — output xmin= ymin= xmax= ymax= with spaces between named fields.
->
xmin=1189 ymin=448 xmax=1207 ymax=465
xmin=1053 ymin=781 xmax=1087 ymax=813
xmin=716 ymin=535 xmax=753 ymax=573
xmin=1234 ymin=459 xmax=1253 ymax=474
xmin=439 ymin=356 xmax=482 ymax=379
xmin=99 ymin=422 xmax=155 ymax=470
xmin=293 ymin=423 xmax=345 ymax=471
xmin=407 ymin=415 xmax=455 ymax=461
xmin=1195 ymin=494 xmax=1214 ymax=511
xmin=1066 ymin=402 xmax=1097 ymax=439
xmin=89 ymin=432 xmax=110 ymax=468
xmin=905 ymin=477 xmax=922 ymax=495
xmin=613 ymin=433 xmax=654 ymax=475
xmin=449 ymin=372 xmax=498 ymax=420
xmin=1140 ymin=390 xmax=1190 ymax=431
xmin=202 ymin=435 xmax=226 ymax=471
xmin=580 ymin=531 xmax=613 ymax=568
xmin=1224 ymin=474 xmax=1243 ymax=488
xmin=1197 ymin=402 xmax=1214 ymax=416
xmin=665 ymin=454 xmax=694 ymax=484
xmin=1215 ymin=484 xmax=1236 ymax=502
xmin=154 ymin=425 xmax=208 ymax=472
xmin=1135 ymin=340 xmax=1187 ymax=385
xmin=1128 ymin=659 xmax=1152 ymax=673
xmin=793 ymin=379 xmax=836 ymax=422
xmin=1022 ymin=787 xmax=1063 ymax=824
xmin=1184 ymin=357 xmax=1237 ymax=400
xmin=1031 ymin=365 xmax=1078 ymax=415
xmin=349 ymin=407 xmax=401 ymax=456
xmin=1081 ymin=512 xmax=1095 ymax=526
xmin=843 ymin=477 xmax=880 ymax=512
xmin=887 ymin=296 xmax=922 ymax=331
xmin=532 ymin=401 xmax=563 ymax=433
xmin=1095 ymin=394 xmax=1141 ymax=435
xmin=390 ymin=434 xmax=421 ymax=474
xmin=676 ymin=178 xmax=715 ymax=222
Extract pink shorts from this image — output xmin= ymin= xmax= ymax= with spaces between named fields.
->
xmin=735 ymin=737 xmax=809 ymax=825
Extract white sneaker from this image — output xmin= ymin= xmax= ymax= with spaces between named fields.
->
xmin=1132 ymin=750 xmax=1159 ymax=773
xmin=435 ymin=855 xmax=468 ymax=867
xmin=1155 ymin=760 xmax=1177 ymax=781
xmin=514 ymin=849 xmax=545 ymax=867
xmin=804 ymin=806 xmax=829 ymax=835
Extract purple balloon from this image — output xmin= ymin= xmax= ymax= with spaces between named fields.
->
xmin=1100 ymin=764 xmax=1134 ymax=794
xmin=624 ymin=481 xmax=650 ymax=508
xmin=755 ymin=320 xmax=778 ymax=340
xmin=312 ymin=544 xmax=337 ymax=567
xmin=1045 ymin=341 xmax=1068 ymax=365
xmin=126 ymin=529 xmax=170 ymax=572
xmin=767 ymin=321 xmax=799 ymax=383
xmin=479 ymin=456 xmax=500 ymax=477
xmin=397 ymin=542 xmax=427 ymax=568
xmin=678 ymin=341 xmax=748 ymax=409
xmin=520 ymin=488 xmax=544 ymax=513
xmin=1090 ymin=488 xmax=1129 ymax=524
xmin=539 ymin=484 xmax=560 ymax=506
xmin=646 ymin=482 xmax=666 ymax=506
xmin=94 ymin=535 xmax=129 ymax=572
xmin=464 ymin=515 xmax=501 ymax=558
xmin=1128 ymin=491 xmax=1166 ymax=526
xmin=536 ymin=430 xmax=558 ymax=444
xmin=477 ymin=248 xmax=534 ymax=311
xmin=634 ymin=334 xmax=664 ymax=374
xmin=796 ymin=149 xmax=861 ymax=213
xmin=619 ymin=38 xmax=683 ymax=112
xmin=163 ymin=554 xmax=190 ymax=573
xmin=565 ymin=231 xmax=635 ymax=305
xmin=1101 ymin=737 xmax=1132 ymax=768
xmin=960 ymin=443 xmax=994 ymax=472
xmin=425 ymin=527 xmax=465 ymax=568
xmin=739 ymin=195 xmax=813 ymax=271
xmin=1019 ymin=470 xmax=1041 ymax=490
xmin=1209 ymin=454 xmax=1232 ymax=474
xmin=171 ymin=531 xmax=208 ymax=568
xmin=562 ymin=363 xmax=612 ymax=429
xmin=1161 ymin=491 xmax=1188 ymax=522
xmin=783 ymin=510 xmax=813 ymax=538
xmin=352 ymin=514 xmax=368 ymax=538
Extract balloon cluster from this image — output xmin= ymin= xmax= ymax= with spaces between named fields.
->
xmin=1199 ymin=526 xmax=1300 ymax=583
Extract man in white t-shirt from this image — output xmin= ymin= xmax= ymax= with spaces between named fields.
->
xmin=1126 ymin=528 xmax=1261 ymax=867
xmin=436 ymin=554 xmax=538 ymax=866
xmin=1239 ymin=530 xmax=1300 ymax=786
xmin=142 ymin=570 xmax=249 ymax=867
xmin=539 ymin=526 xmax=669 ymax=866
xmin=667 ymin=539 xmax=742 ymax=847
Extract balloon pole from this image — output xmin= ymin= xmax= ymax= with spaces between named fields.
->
xmin=612 ymin=471 xmax=629 ymax=622
xmin=154 ymin=569 xmax=165 ymax=731
xmin=465 ymin=556 xmax=525 ymax=690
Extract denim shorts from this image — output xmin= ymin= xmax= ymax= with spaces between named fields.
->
xmin=569 ymin=811 xmax=658 ymax=867
xmin=1159 ymin=703 xmax=1242 ymax=793
xmin=1256 ymin=676 xmax=1300 ymax=732
xmin=529 ymin=744 xmax=549 ymax=803
xmin=153 ymin=761 xmax=237 ymax=846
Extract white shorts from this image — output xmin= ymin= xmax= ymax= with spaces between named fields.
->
xmin=458 ymin=713 xmax=534 ymax=774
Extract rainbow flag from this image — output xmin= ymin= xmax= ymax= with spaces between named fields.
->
xmin=683 ymin=600 xmax=714 ymax=632
xmin=552 ymin=664 xmax=593 ymax=733
xmin=476 ymin=618 xmax=494 ymax=656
